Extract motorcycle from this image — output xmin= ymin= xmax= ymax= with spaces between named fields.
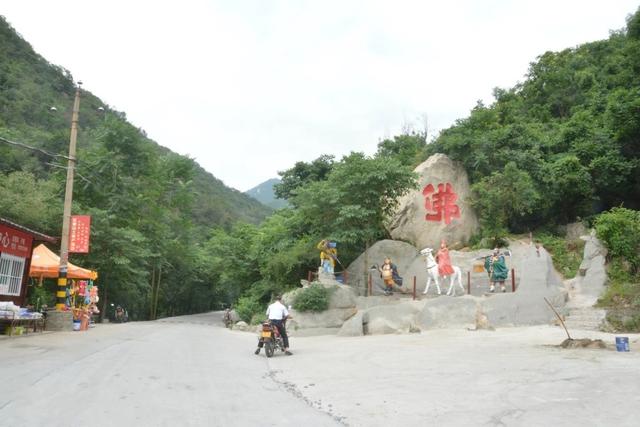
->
xmin=222 ymin=309 xmax=232 ymax=328
xmin=114 ymin=306 xmax=128 ymax=323
xmin=260 ymin=320 xmax=286 ymax=358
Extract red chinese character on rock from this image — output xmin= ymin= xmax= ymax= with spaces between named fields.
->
xmin=422 ymin=182 xmax=461 ymax=225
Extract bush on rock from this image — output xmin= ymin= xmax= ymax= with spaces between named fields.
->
xmin=294 ymin=285 xmax=331 ymax=312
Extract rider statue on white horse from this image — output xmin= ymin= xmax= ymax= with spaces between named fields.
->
xmin=420 ymin=241 xmax=464 ymax=296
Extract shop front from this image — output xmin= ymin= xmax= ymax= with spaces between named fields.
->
xmin=0 ymin=218 xmax=56 ymax=335
xmin=0 ymin=218 xmax=56 ymax=306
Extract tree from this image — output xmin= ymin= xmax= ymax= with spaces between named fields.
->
xmin=0 ymin=171 xmax=61 ymax=233
xmin=542 ymin=155 xmax=594 ymax=222
xmin=471 ymin=162 xmax=541 ymax=238
xmin=376 ymin=133 xmax=426 ymax=167
xmin=274 ymin=155 xmax=334 ymax=200
xmin=292 ymin=152 xmax=417 ymax=248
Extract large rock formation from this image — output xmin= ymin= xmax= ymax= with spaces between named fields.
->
xmin=387 ymin=154 xmax=479 ymax=249
xmin=277 ymin=238 xmax=569 ymax=336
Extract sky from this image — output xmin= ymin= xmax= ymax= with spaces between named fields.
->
xmin=2 ymin=1 xmax=638 ymax=191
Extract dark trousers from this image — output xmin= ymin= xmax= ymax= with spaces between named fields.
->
xmin=257 ymin=319 xmax=289 ymax=348
xmin=271 ymin=319 xmax=289 ymax=348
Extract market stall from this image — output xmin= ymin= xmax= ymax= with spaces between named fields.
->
xmin=28 ymin=244 xmax=99 ymax=331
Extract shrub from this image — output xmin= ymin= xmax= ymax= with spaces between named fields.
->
xmin=294 ymin=285 xmax=330 ymax=312
xmin=595 ymin=207 xmax=640 ymax=272
xmin=536 ymin=233 xmax=584 ymax=278
xmin=250 ymin=313 xmax=267 ymax=325
xmin=235 ymin=295 xmax=263 ymax=323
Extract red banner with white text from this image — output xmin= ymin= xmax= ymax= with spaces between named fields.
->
xmin=69 ymin=215 xmax=91 ymax=253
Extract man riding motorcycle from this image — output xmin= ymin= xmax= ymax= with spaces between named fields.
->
xmin=254 ymin=295 xmax=292 ymax=356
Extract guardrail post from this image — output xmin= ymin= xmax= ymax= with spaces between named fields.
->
xmin=412 ymin=276 xmax=416 ymax=300
xmin=467 ymin=271 xmax=471 ymax=295
xmin=511 ymin=268 xmax=516 ymax=292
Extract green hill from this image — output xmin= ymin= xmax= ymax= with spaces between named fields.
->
xmin=0 ymin=16 xmax=270 ymax=231
xmin=423 ymin=8 xmax=640 ymax=236
xmin=0 ymin=15 xmax=270 ymax=318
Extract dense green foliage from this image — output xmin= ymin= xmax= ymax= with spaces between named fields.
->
xmin=208 ymin=152 xmax=417 ymax=321
xmin=594 ymin=207 xmax=640 ymax=331
xmin=376 ymin=133 xmax=427 ymax=167
xmin=0 ymin=16 xmax=269 ymax=319
xmin=294 ymin=285 xmax=331 ymax=312
xmin=274 ymin=154 xmax=335 ymax=200
xmin=423 ymin=9 xmax=640 ymax=236
xmin=595 ymin=207 xmax=640 ymax=272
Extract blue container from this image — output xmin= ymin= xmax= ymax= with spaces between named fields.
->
xmin=615 ymin=336 xmax=630 ymax=352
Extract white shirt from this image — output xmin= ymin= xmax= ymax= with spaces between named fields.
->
xmin=266 ymin=301 xmax=289 ymax=320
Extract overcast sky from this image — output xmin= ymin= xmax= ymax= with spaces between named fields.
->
xmin=3 ymin=1 xmax=638 ymax=191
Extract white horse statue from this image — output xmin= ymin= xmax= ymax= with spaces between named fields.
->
xmin=420 ymin=248 xmax=464 ymax=296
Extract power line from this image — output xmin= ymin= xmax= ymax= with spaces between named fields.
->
xmin=0 ymin=135 xmax=73 ymax=161
xmin=44 ymin=162 xmax=91 ymax=184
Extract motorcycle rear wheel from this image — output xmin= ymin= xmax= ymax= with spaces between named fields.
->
xmin=265 ymin=340 xmax=275 ymax=358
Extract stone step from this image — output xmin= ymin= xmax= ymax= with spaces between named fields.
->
xmin=563 ymin=307 xmax=606 ymax=331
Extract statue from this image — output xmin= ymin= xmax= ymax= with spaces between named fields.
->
xmin=484 ymin=248 xmax=508 ymax=292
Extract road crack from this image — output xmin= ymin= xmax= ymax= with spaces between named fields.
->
xmin=266 ymin=369 xmax=348 ymax=426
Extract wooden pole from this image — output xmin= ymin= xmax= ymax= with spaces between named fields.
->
xmin=307 ymin=270 xmax=312 ymax=283
xmin=344 ymin=269 xmax=348 ymax=285
xmin=544 ymin=297 xmax=572 ymax=340
xmin=57 ymin=84 xmax=81 ymax=311
xmin=467 ymin=271 xmax=471 ymax=295
xmin=511 ymin=268 xmax=516 ymax=293
xmin=412 ymin=276 xmax=416 ymax=301
xmin=368 ymin=273 xmax=372 ymax=297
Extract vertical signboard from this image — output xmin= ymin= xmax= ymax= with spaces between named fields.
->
xmin=69 ymin=215 xmax=91 ymax=253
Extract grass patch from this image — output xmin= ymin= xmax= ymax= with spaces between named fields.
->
xmin=536 ymin=233 xmax=584 ymax=279
xmin=597 ymin=260 xmax=640 ymax=307
xmin=597 ymin=259 xmax=640 ymax=332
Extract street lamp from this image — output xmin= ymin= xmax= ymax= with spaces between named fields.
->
xmin=56 ymin=82 xmax=82 ymax=311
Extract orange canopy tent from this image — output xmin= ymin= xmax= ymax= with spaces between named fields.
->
xmin=29 ymin=244 xmax=98 ymax=280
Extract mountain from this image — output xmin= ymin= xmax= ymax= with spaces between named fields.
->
xmin=0 ymin=15 xmax=274 ymax=319
xmin=245 ymin=178 xmax=288 ymax=210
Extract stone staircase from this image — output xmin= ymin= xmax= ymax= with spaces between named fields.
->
xmin=561 ymin=232 xmax=609 ymax=332
xmin=563 ymin=306 xmax=607 ymax=331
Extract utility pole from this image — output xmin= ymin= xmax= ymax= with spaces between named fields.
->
xmin=56 ymin=83 xmax=82 ymax=311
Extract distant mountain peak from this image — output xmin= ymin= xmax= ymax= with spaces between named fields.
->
xmin=245 ymin=178 xmax=288 ymax=210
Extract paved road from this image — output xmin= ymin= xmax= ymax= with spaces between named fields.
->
xmin=0 ymin=312 xmax=339 ymax=427
xmin=2 ymin=314 xmax=639 ymax=427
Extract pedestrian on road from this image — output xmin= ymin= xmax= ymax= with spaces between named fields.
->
xmin=254 ymin=295 xmax=292 ymax=356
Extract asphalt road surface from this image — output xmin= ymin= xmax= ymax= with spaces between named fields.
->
xmin=1 ymin=313 xmax=639 ymax=427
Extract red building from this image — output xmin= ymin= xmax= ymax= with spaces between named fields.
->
xmin=0 ymin=218 xmax=56 ymax=307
